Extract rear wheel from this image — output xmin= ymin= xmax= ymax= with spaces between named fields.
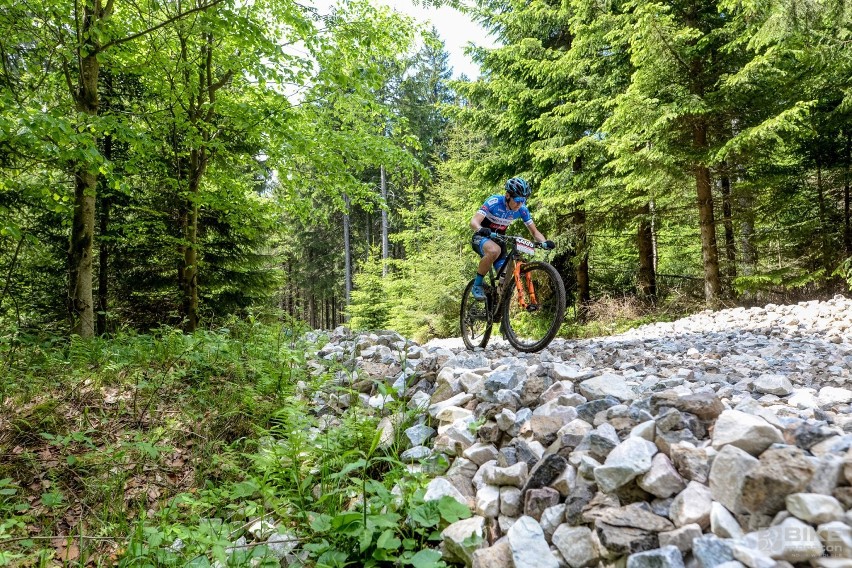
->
xmin=501 ymin=262 xmax=566 ymax=352
xmin=460 ymin=279 xmax=493 ymax=350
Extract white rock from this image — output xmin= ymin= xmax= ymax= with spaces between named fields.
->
xmin=463 ymin=443 xmax=499 ymax=466
xmin=424 ymin=477 xmax=467 ymax=506
xmin=550 ymin=464 xmax=577 ymax=497
xmin=484 ymin=462 xmax=529 ymax=488
xmin=785 ymin=493 xmax=844 ymax=524
xmin=475 ymin=484 xmax=500 ymax=518
xmin=731 ymin=544 xmax=776 ymax=568
xmin=500 ymin=486 xmax=522 ymax=517
xmin=495 ymin=408 xmax=517 ymax=432
xmin=752 ymin=374 xmax=793 ymax=396
xmin=442 ymin=516 xmax=486 ymax=566
xmin=436 ymin=406 xmax=473 ymax=423
xmin=710 ymin=502 xmax=744 ymax=539
xmin=819 ymin=386 xmax=852 ymax=406
xmin=594 ymin=437 xmax=658 ymax=493
xmin=507 ymin=516 xmax=560 ymax=568
xmin=742 ymin=517 xmax=824 ymax=562
xmin=788 ymin=389 xmax=819 ymax=409
xmin=631 ymin=420 xmax=656 ymax=441
xmin=429 ymin=392 xmax=474 ymax=418
xmin=551 ymin=524 xmax=599 ymax=568
xmin=579 ymin=373 xmax=638 ymax=402
xmin=265 ymin=531 xmax=297 ymax=559
xmin=817 ymin=521 xmax=852 ymax=558
xmin=247 ymin=519 xmax=276 ymax=539
xmin=551 ymin=363 xmax=589 ymax=381
xmin=709 ymin=444 xmax=759 ymax=514
xmin=540 ymin=504 xmax=566 ymax=542
xmin=711 ymin=410 xmax=784 ymax=456
xmin=670 ymin=481 xmax=713 ymax=529
xmin=638 ymin=453 xmax=686 ymax=498
xmin=367 ymin=393 xmax=394 ymax=410
xmin=459 ymin=371 xmax=485 ymax=394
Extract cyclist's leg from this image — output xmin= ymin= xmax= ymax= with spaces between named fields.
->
xmin=478 ymin=239 xmax=501 ymax=276
xmin=470 ymin=236 xmax=501 ymax=300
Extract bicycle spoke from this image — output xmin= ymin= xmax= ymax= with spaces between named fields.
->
xmin=502 ymin=262 xmax=565 ymax=352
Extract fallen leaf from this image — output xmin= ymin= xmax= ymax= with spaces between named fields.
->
xmin=59 ymin=544 xmax=80 ymax=561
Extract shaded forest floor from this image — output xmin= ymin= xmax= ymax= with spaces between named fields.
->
xmin=0 ymin=322 xmax=315 ymax=566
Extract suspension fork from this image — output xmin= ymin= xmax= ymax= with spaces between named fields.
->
xmin=512 ymin=261 xmax=538 ymax=308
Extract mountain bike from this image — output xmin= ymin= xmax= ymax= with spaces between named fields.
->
xmin=460 ymin=234 xmax=566 ymax=353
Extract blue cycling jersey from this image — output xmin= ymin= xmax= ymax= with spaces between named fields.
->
xmin=477 ymin=194 xmax=533 ymax=234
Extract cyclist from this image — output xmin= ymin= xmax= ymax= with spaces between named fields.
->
xmin=470 ymin=177 xmax=554 ymax=300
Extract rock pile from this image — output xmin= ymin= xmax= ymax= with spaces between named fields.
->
xmin=311 ymin=296 xmax=852 ymax=568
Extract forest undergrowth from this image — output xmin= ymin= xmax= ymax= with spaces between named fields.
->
xmin=0 ymin=316 xmax=471 ymax=567
xmin=0 ymin=297 xmax=728 ymax=567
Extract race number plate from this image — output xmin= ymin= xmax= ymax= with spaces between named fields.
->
xmin=516 ymin=237 xmax=536 ymax=254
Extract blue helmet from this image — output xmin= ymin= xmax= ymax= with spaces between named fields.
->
xmin=505 ymin=177 xmax=531 ymax=199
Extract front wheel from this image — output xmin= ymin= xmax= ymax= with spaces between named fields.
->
xmin=501 ymin=262 xmax=566 ymax=352
xmin=460 ymin=279 xmax=493 ymax=350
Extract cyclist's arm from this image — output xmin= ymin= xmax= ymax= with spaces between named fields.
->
xmin=470 ymin=211 xmax=487 ymax=232
xmin=527 ymin=221 xmax=547 ymax=243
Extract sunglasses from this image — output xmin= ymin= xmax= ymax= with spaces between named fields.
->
xmin=512 ymin=196 xmax=526 ymax=204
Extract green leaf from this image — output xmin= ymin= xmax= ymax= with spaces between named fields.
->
xmin=316 ymin=550 xmax=349 ymax=568
xmin=367 ymin=513 xmax=400 ymax=529
xmin=40 ymin=491 xmax=64 ymax=508
xmin=309 ymin=513 xmax=332 ymax=532
xmin=231 ymin=479 xmax=260 ymax=498
xmin=334 ymin=458 xmax=367 ymax=478
xmin=359 ymin=526 xmax=375 ymax=553
xmin=409 ymin=549 xmax=443 ymax=568
xmin=436 ymin=496 xmax=470 ymax=523
xmin=376 ymin=529 xmax=401 ymax=550
xmin=331 ymin=512 xmax=364 ymax=536
xmin=410 ymin=502 xmax=440 ymax=528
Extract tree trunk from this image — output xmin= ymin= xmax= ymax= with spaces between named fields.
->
xmin=70 ymin=168 xmax=97 ymax=337
xmin=366 ymin=210 xmax=371 ymax=251
xmin=816 ymin=158 xmax=831 ymax=276
xmin=571 ymin=156 xmax=590 ymax=320
xmin=693 ymin=121 xmax=721 ymax=306
xmin=650 ymin=200 xmax=658 ymax=273
xmin=636 ymin=202 xmax=657 ymax=303
xmin=68 ymin=34 xmax=101 ymax=337
xmin=381 ymin=165 xmax=389 ymax=277
xmin=344 ymin=194 xmax=352 ymax=314
xmin=573 ymin=208 xmax=590 ymax=322
xmin=96 ymin=120 xmax=113 ymax=336
xmin=182 ymin=154 xmax=200 ymax=332
xmin=97 ymin=184 xmax=111 ymax=335
xmin=720 ymin=168 xmax=737 ymax=287
xmin=739 ymin=188 xmax=757 ymax=282
xmin=845 ymin=129 xmax=851 ymax=256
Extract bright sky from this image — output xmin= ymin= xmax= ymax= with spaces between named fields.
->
xmin=310 ymin=0 xmax=496 ymax=79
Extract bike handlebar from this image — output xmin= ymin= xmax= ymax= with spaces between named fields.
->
xmin=487 ymin=233 xmax=553 ymax=250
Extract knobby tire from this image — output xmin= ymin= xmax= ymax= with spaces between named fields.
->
xmin=501 ymin=261 xmax=566 ymax=353
xmin=460 ymin=279 xmax=492 ymax=349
